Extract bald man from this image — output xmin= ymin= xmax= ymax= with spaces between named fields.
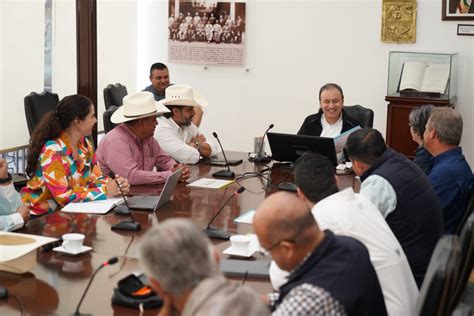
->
xmin=254 ymin=192 xmax=387 ymax=315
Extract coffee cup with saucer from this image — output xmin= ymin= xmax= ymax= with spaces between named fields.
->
xmin=53 ymin=233 xmax=92 ymax=255
xmin=223 ymin=235 xmax=254 ymax=257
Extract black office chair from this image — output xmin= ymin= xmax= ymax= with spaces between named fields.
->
xmin=455 ymin=182 xmax=474 ymax=235
xmin=449 ymin=214 xmax=474 ymax=313
xmin=103 ymin=83 xmax=128 ymax=110
xmin=415 ymin=235 xmax=461 ymax=316
xmin=103 ymin=106 xmax=119 ymax=134
xmin=24 ymin=91 xmax=60 ymax=135
xmin=343 ymin=105 xmax=374 ymax=128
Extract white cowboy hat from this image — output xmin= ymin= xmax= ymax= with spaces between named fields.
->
xmin=111 ymin=91 xmax=170 ymax=124
xmin=0 ymin=232 xmax=57 ymax=274
xmin=158 ymin=84 xmax=208 ymax=108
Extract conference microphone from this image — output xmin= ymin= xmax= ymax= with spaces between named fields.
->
xmin=211 ymin=132 xmax=235 ymax=179
xmin=203 ymin=187 xmax=245 ymax=239
xmin=74 ymin=257 xmax=119 ymax=316
xmin=254 ymin=124 xmax=274 ymax=164
xmin=278 ymin=162 xmax=298 ymax=192
xmin=109 ymin=171 xmax=131 ymax=215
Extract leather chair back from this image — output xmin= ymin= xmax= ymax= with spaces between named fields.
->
xmin=449 ymin=214 xmax=474 ymax=313
xmin=455 ymin=182 xmax=474 ymax=235
xmin=103 ymin=83 xmax=127 ymax=110
xmin=343 ymin=105 xmax=374 ymax=128
xmin=24 ymin=91 xmax=60 ymax=136
xmin=415 ymin=235 xmax=461 ymax=316
xmin=103 ymin=106 xmax=119 ymax=134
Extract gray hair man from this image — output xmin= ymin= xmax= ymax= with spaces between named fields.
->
xmin=423 ymin=107 xmax=473 ymax=233
xmin=408 ymin=104 xmax=435 ymax=174
xmin=140 ymin=219 xmax=269 ymax=316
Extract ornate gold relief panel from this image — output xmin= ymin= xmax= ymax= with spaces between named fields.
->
xmin=382 ymin=0 xmax=417 ymax=43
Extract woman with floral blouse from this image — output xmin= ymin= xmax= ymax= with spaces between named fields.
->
xmin=22 ymin=94 xmax=130 ymax=216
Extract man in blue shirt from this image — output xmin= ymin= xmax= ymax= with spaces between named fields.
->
xmin=423 ymin=107 xmax=473 ymax=234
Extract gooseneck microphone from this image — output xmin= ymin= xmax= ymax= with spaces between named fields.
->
xmin=74 ymin=257 xmax=119 ymax=315
xmin=109 ymin=171 xmax=131 ymax=215
xmin=211 ymin=132 xmax=235 ymax=179
xmin=254 ymin=124 xmax=274 ymax=164
xmin=278 ymin=162 xmax=298 ymax=192
xmin=203 ymin=187 xmax=245 ymax=239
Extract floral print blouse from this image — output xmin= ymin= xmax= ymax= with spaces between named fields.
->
xmin=21 ymin=133 xmax=108 ymax=215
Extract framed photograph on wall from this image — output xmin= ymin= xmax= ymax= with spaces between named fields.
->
xmin=442 ymin=0 xmax=474 ymax=20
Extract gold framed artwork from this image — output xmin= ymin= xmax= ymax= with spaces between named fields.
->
xmin=381 ymin=0 xmax=417 ymax=43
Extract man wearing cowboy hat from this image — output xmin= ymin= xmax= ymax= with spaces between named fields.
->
xmin=143 ymin=63 xmax=204 ymax=126
xmin=155 ymin=85 xmax=219 ymax=165
xmin=97 ymin=91 xmax=190 ymax=185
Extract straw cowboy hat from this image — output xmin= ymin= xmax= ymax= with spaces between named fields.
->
xmin=0 ymin=231 xmax=57 ymax=274
xmin=158 ymin=84 xmax=208 ymax=108
xmin=111 ymin=91 xmax=170 ymax=124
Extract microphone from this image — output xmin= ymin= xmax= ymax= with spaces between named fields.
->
xmin=109 ymin=171 xmax=131 ymax=215
xmin=211 ymin=132 xmax=235 ymax=179
xmin=203 ymin=187 xmax=245 ymax=239
xmin=254 ymin=124 xmax=274 ymax=164
xmin=278 ymin=162 xmax=298 ymax=192
xmin=74 ymin=257 xmax=118 ymax=315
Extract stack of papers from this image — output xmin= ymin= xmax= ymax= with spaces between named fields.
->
xmin=186 ymin=178 xmax=234 ymax=190
xmin=61 ymin=197 xmax=124 ymax=214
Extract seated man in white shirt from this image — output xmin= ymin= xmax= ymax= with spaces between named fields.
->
xmin=0 ymin=159 xmax=30 ymax=231
xmin=155 ymin=85 xmax=219 ymax=164
xmin=270 ymin=152 xmax=419 ymax=315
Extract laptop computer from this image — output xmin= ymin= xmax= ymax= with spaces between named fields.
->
xmin=267 ymin=132 xmax=338 ymax=166
xmin=220 ymin=259 xmax=271 ymax=279
xmin=126 ymin=169 xmax=183 ymax=211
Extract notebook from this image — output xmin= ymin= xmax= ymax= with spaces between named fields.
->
xmin=126 ymin=169 xmax=183 ymax=211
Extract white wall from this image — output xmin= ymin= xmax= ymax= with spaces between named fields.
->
xmin=137 ymin=0 xmax=474 ymax=166
xmin=51 ymin=0 xmax=77 ymax=100
xmin=97 ymin=0 xmax=137 ymax=131
xmin=0 ymin=0 xmax=44 ymax=150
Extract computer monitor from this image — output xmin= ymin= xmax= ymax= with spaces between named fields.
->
xmin=267 ymin=132 xmax=338 ymax=166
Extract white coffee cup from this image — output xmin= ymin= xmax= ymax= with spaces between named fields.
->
xmin=62 ymin=233 xmax=85 ymax=252
xmin=230 ymin=235 xmax=251 ymax=253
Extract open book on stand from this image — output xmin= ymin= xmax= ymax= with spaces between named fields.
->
xmin=398 ymin=61 xmax=450 ymax=94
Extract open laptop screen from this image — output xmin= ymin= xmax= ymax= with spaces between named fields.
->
xmin=267 ymin=132 xmax=338 ymax=166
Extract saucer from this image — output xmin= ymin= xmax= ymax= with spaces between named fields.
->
xmin=53 ymin=245 xmax=92 ymax=256
xmin=223 ymin=245 xmax=255 ymax=258
xmin=223 ymin=234 xmax=261 ymax=258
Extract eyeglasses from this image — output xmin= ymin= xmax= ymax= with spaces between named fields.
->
xmin=259 ymin=238 xmax=296 ymax=257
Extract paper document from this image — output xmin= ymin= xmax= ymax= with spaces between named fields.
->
xmin=61 ymin=197 xmax=124 ymax=214
xmin=234 ymin=209 xmax=256 ymax=224
xmin=187 ymin=178 xmax=234 ymax=190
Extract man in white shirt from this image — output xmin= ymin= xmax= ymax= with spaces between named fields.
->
xmin=0 ymin=159 xmax=29 ymax=231
xmin=270 ymin=152 xmax=419 ymax=315
xmin=155 ymin=85 xmax=219 ymax=164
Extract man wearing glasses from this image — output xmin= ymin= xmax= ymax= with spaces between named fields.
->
xmin=253 ymin=192 xmax=387 ymax=315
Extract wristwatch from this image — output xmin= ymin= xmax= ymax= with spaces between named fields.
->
xmin=0 ymin=173 xmax=12 ymax=184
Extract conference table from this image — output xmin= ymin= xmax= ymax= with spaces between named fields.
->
xmin=0 ymin=152 xmax=354 ymax=315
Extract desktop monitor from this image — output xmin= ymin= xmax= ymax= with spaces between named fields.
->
xmin=267 ymin=132 xmax=338 ymax=166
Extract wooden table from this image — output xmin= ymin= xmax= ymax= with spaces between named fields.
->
xmin=0 ymin=152 xmax=354 ymax=315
